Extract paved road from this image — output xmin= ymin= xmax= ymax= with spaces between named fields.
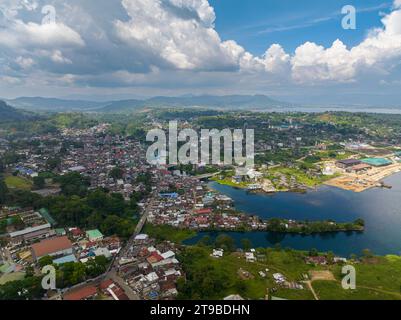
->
xmin=102 ymin=189 xmax=159 ymax=300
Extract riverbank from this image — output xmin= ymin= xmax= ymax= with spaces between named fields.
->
xmin=198 ymin=175 xmax=401 ymax=256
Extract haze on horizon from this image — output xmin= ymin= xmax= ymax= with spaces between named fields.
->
xmin=1 ymin=0 xmax=401 ymax=106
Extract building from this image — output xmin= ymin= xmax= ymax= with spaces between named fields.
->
xmin=86 ymin=229 xmax=104 ymax=242
xmin=31 ymin=236 xmax=73 ymax=261
xmin=53 ymin=254 xmax=77 ymax=265
xmin=347 ymin=163 xmax=372 ymax=173
xmin=38 ymin=208 xmax=57 ymax=226
xmin=336 ymin=159 xmax=361 ymax=169
xmin=63 ymin=285 xmax=97 ymax=300
xmin=361 ymin=158 xmax=392 ymax=167
xmin=9 ymin=223 xmax=52 ymax=244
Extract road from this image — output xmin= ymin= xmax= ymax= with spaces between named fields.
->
xmin=101 ymin=189 xmax=159 ymax=300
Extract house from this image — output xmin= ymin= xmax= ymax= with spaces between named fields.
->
xmin=224 ymin=294 xmax=245 ymax=300
xmin=63 ymin=285 xmax=97 ymax=300
xmin=94 ymin=247 xmax=112 ymax=259
xmin=245 ymin=252 xmax=256 ymax=263
xmin=347 ymin=163 xmax=372 ymax=173
xmin=232 ymin=176 xmax=243 ymax=184
xmin=306 ymin=256 xmax=328 ymax=265
xmin=336 ymin=159 xmax=361 ymax=169
xmin=9 ymin=223 xmax=52 ymax=244
xmin=211 ymin=249 xmax=224 ymax=258
xmin=86 ymin=229 xmax=104 ymax=242
xmin=273 ymin=273 xmax=286 ymax=283
xmin=31 ymin=236 xmax=73 ymax=261
xmin=53 ymin=254 xmax=78 ymax=265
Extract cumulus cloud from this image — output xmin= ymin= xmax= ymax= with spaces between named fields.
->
xmin=1 ymin=0 xmax=401 ymax=96
xmin=290 ymin=0 xmax=401 ymax=83
xmin=114 ymin=0 xmax=248 ymax=71
xmin=0 ymin=20 xmax=84 ymax=48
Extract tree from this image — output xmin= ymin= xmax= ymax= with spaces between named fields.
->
xmin=308 ymin=248 xmax=319 ymax=257
xmin=0 ymin=276 xmax=44 ymax=300
xmin=215 ymin=234 xmax=236 ymax=252
xmin=38 ymin=256 xmax=53 ymax=268
xmin=197 ymin=235 xmax=212 ymax=247
xmin=109 ymin=167 xmax=124 ymax=180
xmin=0 ymin=176 xmax=9 ymax=205
xmin=241 ymin=238 xmax=253 ymax=251
xmin=33 ymin=176 xmax=45 ymax=190
xmin=362 ymin=249 xmax=373 ymax=259
xmin=46 ymin=157 xmax=61 ymax=171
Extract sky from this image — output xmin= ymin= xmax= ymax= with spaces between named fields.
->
xmin=1 ymin=0 xmax=401 ymax=105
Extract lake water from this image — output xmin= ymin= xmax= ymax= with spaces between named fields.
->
xmin=185 ymin=173 xmax=401 ymax=257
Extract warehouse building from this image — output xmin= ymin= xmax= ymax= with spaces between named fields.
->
xmin=31 ymin=236 xmax=73 ymax=262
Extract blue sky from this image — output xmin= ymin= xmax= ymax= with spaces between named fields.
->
xmin=1 ymin=0 xmax=401 ymax=105
xmin=211 ymin=0 xmax=392 ymax=53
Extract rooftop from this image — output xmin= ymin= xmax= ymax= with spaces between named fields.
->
xmin=361 ymin=158 xmax=392 ymax=167
xmin=31 ymin=236 xmax=73 ymax=258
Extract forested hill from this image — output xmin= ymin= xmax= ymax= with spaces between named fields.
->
xmin=0 ymin=100 xmax=31 ymax=122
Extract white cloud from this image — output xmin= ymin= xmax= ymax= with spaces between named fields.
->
xmin=16 ymin=56 xmax=35 ymax=69
xmin=0 ymin=20 xmax=84 ymax=49
xmin=1 ymin=0 xmax=401 ymax=98
xmin=114 ymin=0 xmax=248 ymax=71
xmin=290 ymin=1 xmax=401 ymax=83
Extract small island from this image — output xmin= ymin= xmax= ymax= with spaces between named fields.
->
xmin=265 ymin=218 xmax=365 ymax=234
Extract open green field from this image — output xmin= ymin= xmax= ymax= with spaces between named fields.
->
xmin=178 ymin=246 xmax=318 ymax=300
xmin=0 ymin=272 xmax=26 ymax=285
xmin=4 ymin=176 xmax=32 ymax=190
xmin=268 ymin=167 xmax=336 ymax=188
xmin=211 ymin=177 xmax=250 ymax=189
xmin=178 ymin=245 xmax=401 ymax=300
xmin=143 ymin=224 xmax=197 ymax=244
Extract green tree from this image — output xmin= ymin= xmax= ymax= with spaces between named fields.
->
xmin=215 ymin=234 xmax=236 ymax=252
xmin=0 ymin=176 xmax=9 ymax=205
xmin=241 ymin=238 xmax=253 ymax=251
xmin=38 ymin=256 xmax=53 ymax=268
xmin=109 ymin=167 xmax=124 ymax=180
xmin=33 ymin=176 xmax=45 ymax=190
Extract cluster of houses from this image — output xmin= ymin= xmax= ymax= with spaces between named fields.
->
xmin=6 ymin=125 xmax=151 ymax=201
xmin=62 ymin=278 xmax=129 ymax=301
xmin=146 ymin=173 xmax=267 ymax=232
xmin=116 ymin=234 xmax=183 ymax=300
xmin=0 ymin=206 xmax=121 ymax=276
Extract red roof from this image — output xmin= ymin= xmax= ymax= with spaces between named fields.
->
xmin=64 ymin=285 xmax=97 ymax=300
xmin=100 ymin=279 xmax=114 ymax=290
xmin=71 ymin=228 xmax=83 ymax=236
xmin=195 ymin=208 xmax=212 ymax=214
xmin=31 ymin=236 xmax=72 ymax=258
xmin=147 ymin=251 xmax=164 ymax=264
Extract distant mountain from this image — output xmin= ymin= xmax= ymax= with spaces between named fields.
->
xmin=0 ymin=100 xmax=31 ymax=122
xmin=99 ymin=95 xmax=293 ymax=113
xmin=6 ymin=97 xmax=107 ymax=112
xmin=5 ymin=95 xmax=294 ymax=113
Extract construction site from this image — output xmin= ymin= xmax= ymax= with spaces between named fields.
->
xmin=325 ymin=161 xmax=401 ymax=193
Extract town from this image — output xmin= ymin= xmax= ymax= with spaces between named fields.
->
xmin=1 ymin=109 xmax=401 ymax=300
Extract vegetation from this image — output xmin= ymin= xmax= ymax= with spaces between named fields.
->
xmin=4 ymin=176 xmax=32 ymax=191
xmin=177 ymin=243 xmax=401 ymax=300
xmin=266 ymin=218 xmax=365 ymax=234
xmin=143 ymin=224 xmax=197 ymax=244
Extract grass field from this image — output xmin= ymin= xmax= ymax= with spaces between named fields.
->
xmin=268 ymin=167 xmax=335 ymax=188
xmin=179 ymin=245 xmax=401 ymax=300
xmin=143 ymin=224 xmax=197 ymax=244
xmin=4 ymin=176 xmax=32 ymax=190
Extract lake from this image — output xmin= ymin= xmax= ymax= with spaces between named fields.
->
xmin=185 ymin=173 xmax=401 ymax=256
